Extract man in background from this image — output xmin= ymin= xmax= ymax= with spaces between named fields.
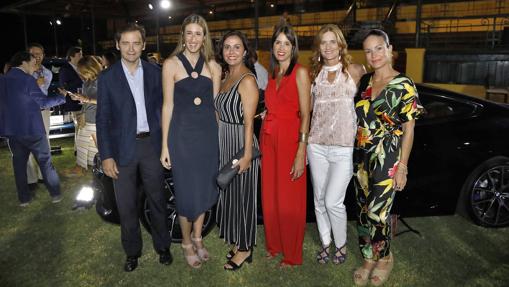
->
xmin=59 ymin=46 xmax=83 ymax=160
xmin=26 ymin=43 xmax=53 ymax=188
xmin=0 ymin=51 xmax=65 ymax=207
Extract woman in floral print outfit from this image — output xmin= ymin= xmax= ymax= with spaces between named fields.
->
xmin=353 ymin=29 xmax=423 ymax=286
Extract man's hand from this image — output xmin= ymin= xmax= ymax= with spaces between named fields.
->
xmin=102 ymin=158 xmax=119 ymax=180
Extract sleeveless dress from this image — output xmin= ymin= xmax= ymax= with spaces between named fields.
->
xmin=261 ymin=63 xmax=307 ymax=265
xmin=214 ymin=73 xmax=259 ymax=251
xmin=168 ymin=53 xmax=219 ymax=220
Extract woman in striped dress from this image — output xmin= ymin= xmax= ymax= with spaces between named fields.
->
xmin=215 ymin=30 xmax=260 ymax=271
xmin=74 ymin=56 xmax=102 ymax=169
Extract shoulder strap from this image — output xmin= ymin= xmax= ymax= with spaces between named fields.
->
xmin=194 ymin=54 xmax=205 ymax=74
xmin=176 ymin=53 xmax=193 ymax=76
xmin=231 ymin=72 xmax=256 ymax=93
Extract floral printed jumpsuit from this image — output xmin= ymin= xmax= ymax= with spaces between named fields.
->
xmin=354 ymin=73 xmax=423 ymax=260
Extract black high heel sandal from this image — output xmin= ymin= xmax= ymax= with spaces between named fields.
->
xmin=226 ymin=250 xmax=235 ymax=260
xmin=332 ymin=244 xmax=347 ymax=265
xmin=224 ymin=250 xmax=253 ymax=271
xmin=316 ymin=245 xmax=330 ymax=264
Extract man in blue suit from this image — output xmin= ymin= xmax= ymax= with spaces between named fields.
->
xmin=96 ymin=23 xmax=172 ymax=272
xmin=0 ymin=51 xmax=66 ymax=207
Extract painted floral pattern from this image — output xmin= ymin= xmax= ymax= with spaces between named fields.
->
xmin=354 ymin=73 xmax=423 ymax=260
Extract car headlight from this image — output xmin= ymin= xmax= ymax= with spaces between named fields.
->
xmin=72 ymin=185 xmax=96 ymax=210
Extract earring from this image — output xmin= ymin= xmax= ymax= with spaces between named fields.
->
xmin=318 ymin=55 xmax=321 ymax=62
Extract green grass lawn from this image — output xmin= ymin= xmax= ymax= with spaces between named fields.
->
xmin=0 ymin=138 xmax=508 ymax=287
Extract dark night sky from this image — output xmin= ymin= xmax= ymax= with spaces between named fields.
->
xmin=1 ymin=12 xmax=106 ymax=70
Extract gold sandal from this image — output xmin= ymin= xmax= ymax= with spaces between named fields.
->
xmin=370 ymin=253 xmax=394 ymax=286
xmin=191 ymin=236 xmax=210 ymax=262
xmin=353 ymin=259 xmax=376 ymax=286
xmin=182 ymin=243 xmax=202 ymax=269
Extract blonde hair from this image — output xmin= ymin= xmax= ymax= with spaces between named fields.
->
xmin=310 ymin=24 xmax=351 ymax=80
xmin=171 ymin=14 xmax=214 ymax=64
xmin=77 ymin=55 xmax=103 ymax=81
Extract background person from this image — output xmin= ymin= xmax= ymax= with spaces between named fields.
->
xmin=0 ymin=51 xmax=65 ymax=206
xmin=160 ymin=14 xmax=221 ymax=269
xmin=353 ymin=29 xmax=423 ymax=286
xmin=261 ymin=24 xmax=311 ymax=267
xmin=308 ymin=24 xmax=366 ymax=265
xmin=26 ymin=43 xmax=53 ymax=187
xmin=100 ymin=51 xmax=118 ymax=69
xmin=72 ymin=55 xmax=102 ymax=169
xmin=96 ymin=23 xmax=172 ymax=272
xmin=215 ymin=30 xmax=260 ymax=271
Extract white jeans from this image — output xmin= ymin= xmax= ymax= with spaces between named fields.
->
xmin=307 ymin=144 xmax=353 ymax=248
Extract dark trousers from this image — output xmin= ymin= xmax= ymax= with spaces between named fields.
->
xmin=113 ymin=136 xmax=171 ymax=258
xmin=8 ymin=135 xmax=61 ymax=203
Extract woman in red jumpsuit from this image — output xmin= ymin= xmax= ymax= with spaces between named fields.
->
xmin=261 ymin=24 xmax=311 ymax=267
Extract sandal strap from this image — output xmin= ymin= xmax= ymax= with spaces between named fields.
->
xmin=316 ymin=245 xmax=330 ymax=263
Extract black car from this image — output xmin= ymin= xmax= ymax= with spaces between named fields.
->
xmin=89 ymin=84 xmax=509 ymax=243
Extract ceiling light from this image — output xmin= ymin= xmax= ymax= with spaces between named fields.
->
xmin=160 ymin=0 xmax=171 ymax=9
xmin=148 ymin=3 xmax=154 ymax=10
xmin=56 ymin=19 xmax=62 ymax=25
xmin=270 ymin=3 xmax=275 ymax=8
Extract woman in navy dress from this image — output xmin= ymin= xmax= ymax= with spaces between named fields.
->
xmin=160 ymin=14 xmax=222 ymax=269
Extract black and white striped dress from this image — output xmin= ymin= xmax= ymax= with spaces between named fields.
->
xmin=214 ymin=73 xmax=259 ymax=251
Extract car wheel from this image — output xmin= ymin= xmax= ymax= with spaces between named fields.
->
xmin=139 ymin=171 xmax=216 ymax=243
xmin=463 ymin=157 xmax=509 ymax=227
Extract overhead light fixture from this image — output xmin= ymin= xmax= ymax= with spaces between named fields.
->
xmin=209 ymin=10 xmax=213 ymax=15
xmin=49 ymin=21 xmax=53 ymax=26
xmin=168 ymin=16 xmax=172 ymax=19
xmin=270 ymin=3 xmax=275 ymax=8
xmin=56 ymin=19 xmax=62 ymax=25
xmin=160 ymin=0 xmax=171 ymax=9
xmin=148 ymin=3 xmax=154 ymax=10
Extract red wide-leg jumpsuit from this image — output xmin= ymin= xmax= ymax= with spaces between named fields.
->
xmin=261 ymin=64 xmax=307 ymax=265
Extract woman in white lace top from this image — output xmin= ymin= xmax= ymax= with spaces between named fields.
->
xmin=308 ymin=24 xmax=365 ymax=265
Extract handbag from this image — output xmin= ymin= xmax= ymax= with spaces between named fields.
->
xmin=216 ymin=146 xmax=261 ymax=190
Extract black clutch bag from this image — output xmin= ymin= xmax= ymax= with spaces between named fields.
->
xmin=217 ymin=146 xmax=261 ymax=190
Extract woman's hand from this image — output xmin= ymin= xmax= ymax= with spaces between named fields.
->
xmin=393 ymin=163 xmax=408 ymax=191
xmin=290 ymin=153 xmax=305 ymax=181
xmin=233 ymin=155 xmax=252 ymax=174
xmin=160 ymin=148 xmax=172 ymax=170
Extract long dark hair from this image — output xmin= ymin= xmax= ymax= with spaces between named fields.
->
xmin=269 ymin=24 xmax=299 ymax=79
xmin=216 ymin=30 xmax=256 ymax=78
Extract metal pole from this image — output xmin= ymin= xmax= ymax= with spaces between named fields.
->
xmin=254 ymin=0 xmax=259 ymax=50
xmin=156 ymin=11 xmax=160 ymax=53
xmin=415 ymin=0 xmax=422 ymax=47
xmin=492 ymin=16 xmax=497 ymax=49
xmin=22 ymin=13 xmax=28 ymax=49
xmin=53 ymin=17 xmax=58 ymax=57
xmin=91 ymin=3 xmax=97 ymax=55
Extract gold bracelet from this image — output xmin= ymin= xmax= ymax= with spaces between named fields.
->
xmin=299 ymin=132 xmax=308 ymax=143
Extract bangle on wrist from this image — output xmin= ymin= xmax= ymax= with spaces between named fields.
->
xmin=299 ymin=132 xmax=308 ymax=144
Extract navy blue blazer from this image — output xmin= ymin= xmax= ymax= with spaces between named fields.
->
xmin=96 ymin=60 xmax=163 ymax=166
xmin=59 ymin=62 xmax=83 ymax=112
xmin=0 ymin=68 xmax=65 ymax=136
